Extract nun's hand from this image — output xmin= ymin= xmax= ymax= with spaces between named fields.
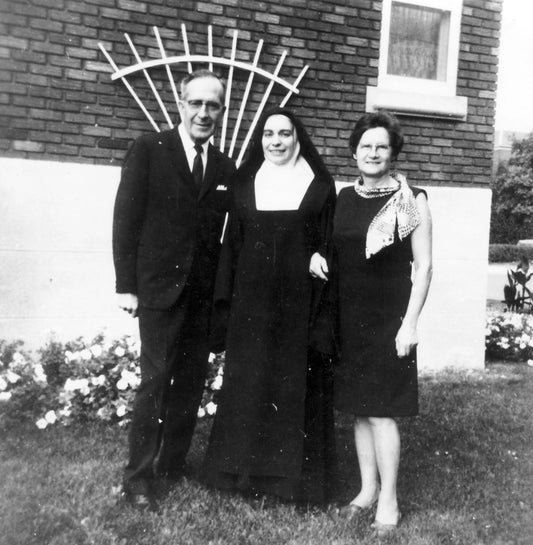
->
xmin=309 ymin=252 xmax=329 ymax=281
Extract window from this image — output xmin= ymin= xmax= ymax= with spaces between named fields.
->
xmin=388 ymin=3 xmax=451 ymax=82
xmin=366 ymin=0 xmax=467 ymax=119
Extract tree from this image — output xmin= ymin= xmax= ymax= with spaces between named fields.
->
xmin=490 ymin=132 xmax=533 ymax=243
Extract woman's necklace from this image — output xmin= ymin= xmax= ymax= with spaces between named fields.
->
xmin=353 ymin=175 xmax=399 ymax=199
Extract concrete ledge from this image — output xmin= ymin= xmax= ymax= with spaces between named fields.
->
xmin=366 ymin=86 xmax=468 ymax=120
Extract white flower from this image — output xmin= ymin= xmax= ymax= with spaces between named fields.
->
xmin=80 ymin=349 xmax=92 ymax=361
xmin=91 ymin=374 xmax=106 ymax=387
xmin=519 ymin=342 xmax=526 ymax=350
xmin=116 ymin=405 xmax=127 ymax=417
xmin=528 ymin=359 xmax=533 ymax=367
xmin=12 ymin=352 xmax=25 ymax=365
xmin=64 ymin=378 xmax=90 ymax=395
xmin=33 ymin=364 xmax=47 ymax=383
xmin=0 ymin=391 xmax=12 ymax=401
xmin=36 ymin=418 xmax=48 ymax=429
xmin=0 ymin=376 xmax=7 ymax=391
xmin=63 ymin=378 xmax=76 ymax=391
xmin=59 ymin=406 xmax=71 ymax=417
xmin=205 ymin=401 xmax=217 ymax=415
xmin=211 ymin=374 xmax=223 ymax=391
xmin=118 ymin=369 xmax=140 ymax=390
xmin=197 ymin=407 xmax=206 ymax=418
xmin=90 ymin=344 xmax=103 ymax=358
xmin=114 ymin=346 xmax=126 ymax=358
xmin=65 ymin=350 xmax=76 ymax=362
xmin=6 ymin=370 xmax=21 ymax=384
xmin=208 ymin=352 xmax=216 ymax=363
xmin=44 ymin=410 xmax=57 ymax=424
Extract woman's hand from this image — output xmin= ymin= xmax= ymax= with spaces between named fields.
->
xmin=309 ymin=252 xmax=329 ymax=281
xmin=395 ymin=323 xmax=418 ymax=358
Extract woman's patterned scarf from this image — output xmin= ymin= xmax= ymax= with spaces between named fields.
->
xmin=354 ymin=172 xmax=421 ymax=259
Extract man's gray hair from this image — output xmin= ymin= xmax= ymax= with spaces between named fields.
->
xmin=179 ymin=69 xmax=226 ymax=101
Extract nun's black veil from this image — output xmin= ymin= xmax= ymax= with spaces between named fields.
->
xmin=236 ymin=107 xmax=335 ymax=188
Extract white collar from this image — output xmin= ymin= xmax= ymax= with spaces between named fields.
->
xmin=255 ymin=155 xmax=314 ymax=211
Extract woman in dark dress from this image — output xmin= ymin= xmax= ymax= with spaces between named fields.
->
xmin=203 ymin=108 xmax=337 ymax=504
xmin=333 ymin=112 xmax=432 ymax=535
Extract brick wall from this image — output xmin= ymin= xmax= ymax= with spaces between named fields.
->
xmin=0 ymin=0 xmax=502 ymax=186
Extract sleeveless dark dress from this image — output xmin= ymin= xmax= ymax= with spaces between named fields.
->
xmin=203 ymin=173 xmax=337 ymax=504
xmin=332 ymin=185 xmax=426 ymax=417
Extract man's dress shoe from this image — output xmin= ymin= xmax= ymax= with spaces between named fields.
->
xmin=124 ymin=491 xmax=157 ymax=511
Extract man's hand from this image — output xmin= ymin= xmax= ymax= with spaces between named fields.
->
xmin=117 ymin=293 xmax=139 ymax=318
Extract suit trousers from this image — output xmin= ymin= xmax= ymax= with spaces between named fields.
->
xmin=123 ymin=282 xmax=210 ymax=493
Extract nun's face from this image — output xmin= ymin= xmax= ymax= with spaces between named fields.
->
xmin=262 ymin=114 xmax=298 ymax=166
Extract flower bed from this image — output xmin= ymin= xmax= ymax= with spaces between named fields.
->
xmin=0 ymin=334 xmax=223 ymax=429
xmin=2 ymin=313 xmax=530 ymax=430
xmin=485 ymin=311 xmax=533 ymax=363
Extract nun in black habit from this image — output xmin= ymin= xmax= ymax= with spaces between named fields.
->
xmin=203 ymin=107 xmax=337 ymax=504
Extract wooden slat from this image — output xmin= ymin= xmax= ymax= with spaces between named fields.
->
xmin=153 ymin=26 xmax=180 ymax=109
xmin=228 ymin=39 xmax=263 ymax=158
xmin=125 ymin=33 xmax=174 ymax=128
xmin=219 ymin=30 xmax=238 ymax=153
xmin=98 ymin=43 xmax=160 ymax=132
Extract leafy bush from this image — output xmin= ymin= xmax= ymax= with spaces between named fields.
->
xmin=0 ymin=340 xmax=52 ymax=427
xmin=485 ymin=311 xmax=533 ymax=362
xmin=0 ymin=334 xmax=224 ymax=430
xmin=490 ymin=132 xmax=533 ymax=244
xmin=502 ymin=257 xmax=532 ymax=312
xmin=489 ymin=244 xmax=533 ymax=263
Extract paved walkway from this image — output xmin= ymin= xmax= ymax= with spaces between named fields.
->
xmin=487 ymin=262 xmax=514 ymax=301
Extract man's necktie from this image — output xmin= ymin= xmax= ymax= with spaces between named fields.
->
xmin=192 ymin=143 xmax=203 ymax=189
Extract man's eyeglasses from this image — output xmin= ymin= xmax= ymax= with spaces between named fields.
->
xmin=183 ymin=100 xmax=223 ymax=114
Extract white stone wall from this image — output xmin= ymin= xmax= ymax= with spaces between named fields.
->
xmin=416 ymin=186 xmax=491 ymax=370
xmin=0 ymin=158 xmax=491 ymax=368
xmin=0 ymin=158 xmax=137 ymax=350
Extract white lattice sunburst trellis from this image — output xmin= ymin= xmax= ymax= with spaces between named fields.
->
xmin=99 ymin=25 xmax=309 ymax=167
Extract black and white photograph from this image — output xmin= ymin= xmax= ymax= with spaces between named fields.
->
xmin=0 ymin=1 xmax=532 ymax=543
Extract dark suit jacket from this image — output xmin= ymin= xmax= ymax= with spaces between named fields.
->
xmin=112 ymin=128 xmax=236 ymax=309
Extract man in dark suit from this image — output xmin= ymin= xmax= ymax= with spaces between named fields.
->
xmin=112 ymin=70 xmax=235 ymax=509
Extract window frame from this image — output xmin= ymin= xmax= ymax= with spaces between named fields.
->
xmin=379 ymin=0 xmax=462 ymax=96
xmin=367 ymin=0 xmax=467 ymax=119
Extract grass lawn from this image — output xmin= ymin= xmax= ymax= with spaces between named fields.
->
xmin=1 ymin=364 xmax=532 ymax=545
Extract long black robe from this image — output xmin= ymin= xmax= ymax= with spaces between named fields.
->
xmin=203 ymin=169 xmax=336 ymax=503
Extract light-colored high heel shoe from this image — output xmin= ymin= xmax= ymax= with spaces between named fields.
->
xmin=371 ymin=512 xmax=402 ymax=537
xmin=337 ymin=494 xmax=379 ymax=522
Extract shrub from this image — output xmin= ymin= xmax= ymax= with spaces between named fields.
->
xmin=0 ymin=334 xmax=224 ymax=430
xmin=485 ymin=311 xmax=533 ymax=362
xmin=0 ymin=340 xmax=51 ymax=427
xmin=38 ymin=333 xmax=143 ymax=428
xmin=489 ymin=244 xmax=533 ymax=263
